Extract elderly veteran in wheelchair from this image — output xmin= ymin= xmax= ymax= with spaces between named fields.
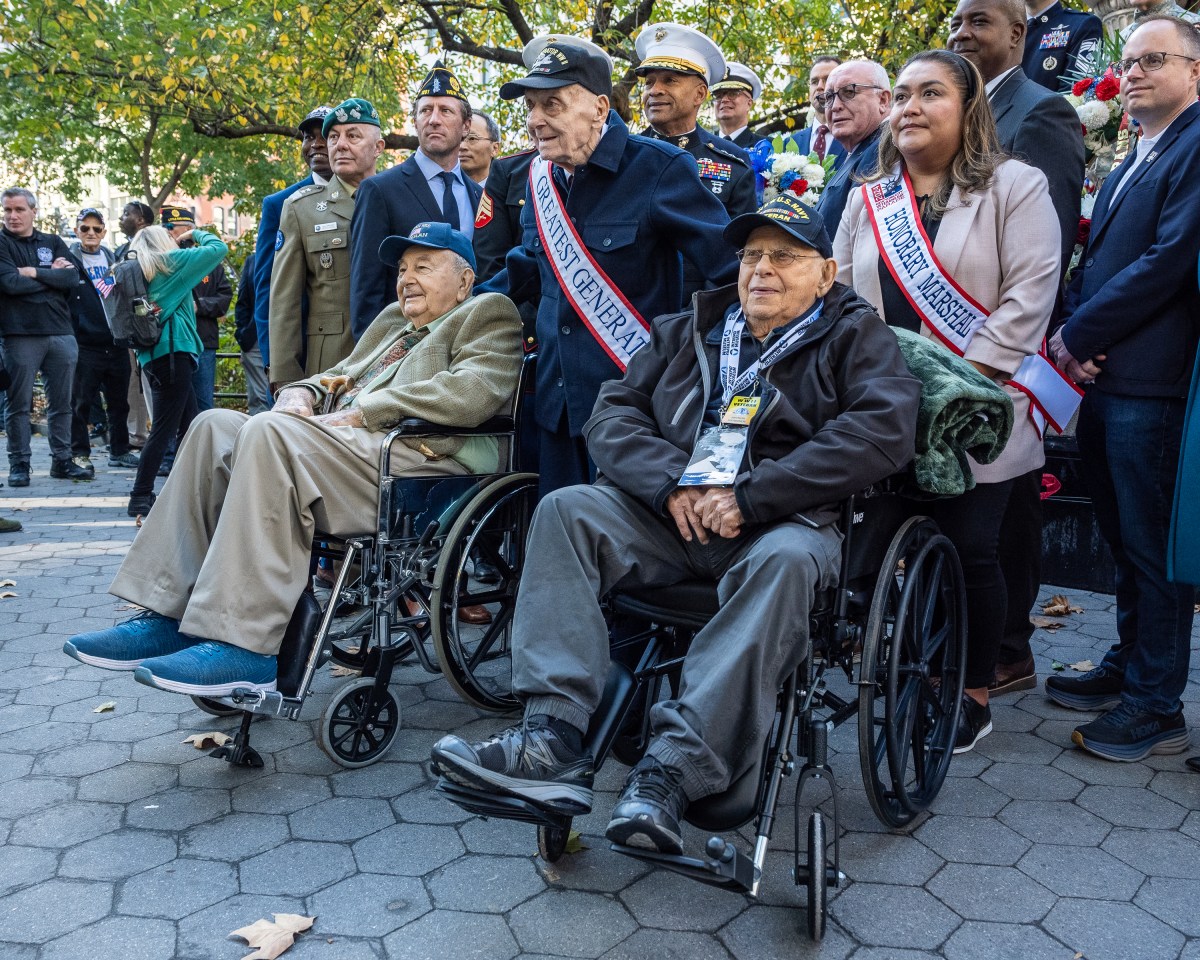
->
xmin=432 ymin=196 xmax=921 ymax=855
xmin=64 ymin=223 xmax=522 ymax=696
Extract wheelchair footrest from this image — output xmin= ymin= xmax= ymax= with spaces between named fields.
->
xmin=434 ymin=780 xmax=581 ymax=826
xmin=609 ymin=836 xmax=759 ymax=893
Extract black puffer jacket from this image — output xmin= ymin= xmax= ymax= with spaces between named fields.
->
xmin=584 ymin=282 xmax=921 ymax=530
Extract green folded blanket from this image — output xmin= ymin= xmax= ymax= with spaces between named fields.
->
xmin=892 ymin=327 xmax=1013 ymax=498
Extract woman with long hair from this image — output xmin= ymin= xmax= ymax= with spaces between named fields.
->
xmin=126 ymin=223 xmax=227 ymax=517
xmin=834 ymin=50 xmax=1062 ymax=753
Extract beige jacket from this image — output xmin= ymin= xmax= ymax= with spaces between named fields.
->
xmin=288 ymin=292 xmax=522 ymax=458
xmin=834 ymin=158 xmax=1060 ymax=483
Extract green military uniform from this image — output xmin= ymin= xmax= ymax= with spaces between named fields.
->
xmin=268 ymin=172 xmax=357 ymax=385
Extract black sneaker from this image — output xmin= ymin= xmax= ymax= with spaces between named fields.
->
xmin=1045 ymin=664 xmax=1123 ymax=711
xmin=1072 ymin=702 xmax=1190 ymax=762
xmin=127 ymin=493 xmax=156 ymax=518
xmin=50 ymin=458 xmax=93 ymax=480
xmin=606 ymin=757 xmax=689 ymax=854
xmin=953 ymin=696 xmax=993 ymax=754
xmin=7 ymin=464 xmax=30 ymax=487
xmin=431 ymin=719 xmax=594 ymax=813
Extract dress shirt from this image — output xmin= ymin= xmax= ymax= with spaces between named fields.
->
xmin=412 ymin=149 xmax=474 ymax=237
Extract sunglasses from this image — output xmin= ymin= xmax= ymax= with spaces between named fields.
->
xmin=76 ymin=225 xmax=105 ymax=234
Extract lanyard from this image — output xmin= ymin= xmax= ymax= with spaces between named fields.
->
xmin=718 ymin=303 xmax=823 ymax=404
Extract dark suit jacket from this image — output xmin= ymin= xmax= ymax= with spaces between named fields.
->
xmin=990 ymin=68 xmax=1084 ymax=277
xmin=729 ymin=127 xmax=768 ymax=150
xmin=350 ymin=154 xmax=483 ymax=337
xmin=790 ymin=124 xmax=847 ymax=165
xmin=472 ymin=150 xmax=537 ymax=340
xmin=253 ymin=175 xmax=312 ymax=368
xmin=1061 ymin=102 xmax=1200 ymax=398
xmin=817 ymin=124 xmax=884 ymax=241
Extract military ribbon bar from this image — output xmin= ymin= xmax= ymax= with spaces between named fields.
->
xmin=529 ymin=157 xmax=651 ymax=372
xmin=863 ymin=167 xmax=1083 ymax=436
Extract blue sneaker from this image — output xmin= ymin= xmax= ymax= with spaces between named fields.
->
xmin=1072 ymin=701 xmax=1190 ymax=762
xmin=64 ymin=612 xmax=196 ymax=670
xmin=133 ymin=640 xmax=277 ymax=697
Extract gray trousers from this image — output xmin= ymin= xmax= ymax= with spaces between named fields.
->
xmin=241 ymin=346 xmax=271 ymax=415
xmin=513 ymin=484 xmax=841 ymax=801
xmin=3 ymin=334 xmax=77 ymax=467
xmin=109 ymin=408 xmax=466 ymax=654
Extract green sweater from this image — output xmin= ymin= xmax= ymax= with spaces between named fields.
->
xmin=136 ymin=231 xmax=228 ymax=367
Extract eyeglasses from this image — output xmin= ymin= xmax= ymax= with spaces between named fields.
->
xmin=816 ymin=83 xmax=885 ymax=108
xmin=1112 ymin=52 xmax=1198 ymax=76
xmin=463 ymin=135 xmax=494 ymax=143
xmin=76 ymin=225 xmax=104 ymax=234
xmin=736 ymin=248 xmax=823 ymax=266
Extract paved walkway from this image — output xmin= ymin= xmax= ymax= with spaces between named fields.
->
xmin=2 ymin=437 xmax=1199 ymax=960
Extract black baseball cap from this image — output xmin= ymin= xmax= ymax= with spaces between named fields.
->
xmin=500 ymin=37 xmax=613 ymax=100
xmin=724 ymin=194 xmax=833 ymax=259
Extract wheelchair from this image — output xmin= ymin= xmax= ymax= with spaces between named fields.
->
xmin=436 ymin=479 xmax=967 ymax=941
xmin=190 ymin=355 xmax=537 ymax=770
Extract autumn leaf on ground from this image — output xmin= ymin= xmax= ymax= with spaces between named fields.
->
xmin=230 ymin=913 xmax=315 ymax=960
xmin=329 ymin=665 xmax=360 ymax=678
xmin=0 ymin=591 xmax=16 ymax=600
xmin=115 ymin=602 xmax=143 ymax=611
xmin=0 ymin=579 xmax=15 ymax=587
xmin=1069 ymin=660 xmax=1096 ymax=672
xmin=1042 ymin=594 xmax=1083 ymax=617
xmin=1051 ymin=661 xmax=1066 ymax=671
xmin=565 ymin=830 xmax=588 ymax=854
xmin=184 ymin=731 xmax=232 ymax=749
xmin=93 ymin=701 xmax=117 ymax=713
xmin=1030 ymin=616 xmax=1065 ymax=631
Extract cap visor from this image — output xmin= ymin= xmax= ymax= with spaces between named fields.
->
xmin=499 ymin=75 xmax=577 ymax=100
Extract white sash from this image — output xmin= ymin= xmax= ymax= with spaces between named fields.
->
xmin=529 ymin=157 xmax=651 ymax=372
xmin=863 ymin=168 xmax=1083 ymax=436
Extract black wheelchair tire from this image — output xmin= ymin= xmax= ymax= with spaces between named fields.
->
xmin=317 ymin=677 xmax=400 ymax=768
xmin=430 ymin=473 xmax=538 ymax=712
xmin=190 ymin=696 xmax=241 ymax=718
xmin=537 ymin=823 xmax=571 ymax=863
xmin=806 ymin=811 xmax=827 ymax=942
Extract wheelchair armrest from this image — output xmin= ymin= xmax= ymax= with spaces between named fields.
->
xmin=387 ymin=416 xmax=515 ymax=437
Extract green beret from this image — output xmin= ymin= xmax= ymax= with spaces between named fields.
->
xmin=415 ymin=60 xmax=469 ymax=104
xmin=322 ymin=97 xmax=381 ymax=138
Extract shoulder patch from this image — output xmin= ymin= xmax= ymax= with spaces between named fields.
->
xmin=294 ymin=184 xmax=322 ymax=198
xmin=275 ymin=230 xmax=285 ymax=251
xmin=474 ymin=192 xmax=495 ymax=229
xmin=707 ymin=142 xmax=749 ymax=167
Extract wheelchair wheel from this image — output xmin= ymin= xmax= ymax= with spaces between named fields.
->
xmin=857 ymin=517 xmax=966 ymax=828
xmin=317 ymin=677 xmax=400 ymax=768
xmin=537 ymin=823 xmax=571 ymax=863
xmin=805 ymin=812 xmax=827 ymax=942
xmin=430 ymin=473 xmax=537 ymax=711
xmin=190 ymin=696 xmax=240 ymax=718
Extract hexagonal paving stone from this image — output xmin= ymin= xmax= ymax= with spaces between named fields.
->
xmin=117 ymin=857 xmax=239 ymax=919
xmin=0 ymin=776 xmax=75 ymax=818
xmin=1052 ymin=749 xmax=1154 ymax=788
xmin=1017 ymin=843 xmax=1144 ymax=900
xmin=599 ymin=929 xmax=733 ymax=960
xmin=719 ymin=904 xmax=855 ymax=960
xmin=830 ymin=883 xmax=959 ymax=950
xmin=124 ymin=786 xmax=231 ymax=831
xmin=241 ymin=840 xmax=357 ymax=896
xmin=289 ymin=796 xmax=395 ymax=842
xmin=941 ymin=919 xmax=1084 ymax=960
xmin=392 ymin=785 xmax=474 ymax=824
xmin=77 ymin=760 xmax=178 ymax=803
xmin=926 ymin=863 xmax=1055 ymax=923
xmin=1103 ymin=827 xmax=1200 ymax=879
xmin=1043 ymin=898 xmax=1183 ymax=960
xmin=974 ymin=730 xmax=1063 ymax=765
xmin=176 ymin=892 xmax=305 ymax=959
xmin=927 ymin=776 xmax=1010 ymax=817
xmin=997 ymin=799 xmax=1112 ymax=845
xmin=980 ymin=762 xmax=1084 ymax=801
xmin=353 ymin=822 xmax=466 ymax=876
xmin=1133 ymin=876 xmax=1200 ymax=937
xmin=0 ymin=878 xmax=113 ymax=944
xmin=59 ymin=829 xmax=177 ymax=880
xmin=86 ymin=710 xmax=181 ymax=743
xmin=534 ymin=843 xmax=653 ymax=894
xmin=9 ymin=800 xmax=121 ymax=848
xmin=329 ymin=761 xmax=426 ymax=799
xmin=619 ymin=870 xmax=747 ymax=932
xmin=14 ymin=679 xmax=101 ymax=705
xmin=0 ymin=751 xmax=33 ymax=785
xmin=40 ymin=916 xmax=177 ymax=960
xmin=308 ymin=873 xmax=431 ymax=936
xmin=232 ymin=772 xmax=332 ymax=814
xmin=0 ymin=703 xmax=51 ymax=736
xmin=914 ymin=815 xmax=1030 ymax=866
xmin=383 ymin=910 xmax=519 ymax=960
xmin=0 ymin=845 xmax=57 ymax=897
xmin=179 ymin=812 xmax=291 ymax=861
xmin=31 ymin=740 xmax=130 ymax=777
xmin=427 ymin=854 xmax=545 ymax=913
xmin=1076 ymin=784 xmax=1187 ymax=829
xmin=508 ymin=889 xmax=638 ymax=959
xmin=836 ymin=832 xmax=944 ymax=887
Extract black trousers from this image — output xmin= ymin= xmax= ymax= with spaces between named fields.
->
xmin=132 ymin=353 xmax=197 ymax=498
xmin=71 ymin=344 xmax=133 ymax=458
xmin=996 ymin=468 xmax=1043 ymax=666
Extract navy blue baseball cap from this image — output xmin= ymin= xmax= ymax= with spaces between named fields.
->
xmin=378 ymin=221 xmax=477 ymax=271
xmin=724 ymin=194 xmax=833 ymax=260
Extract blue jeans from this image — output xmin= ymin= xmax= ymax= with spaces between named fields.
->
xmin=1076 ymin=389 xmax=1194 ymax=714
xmin=191 ymin=347 xmax=217 ymax=412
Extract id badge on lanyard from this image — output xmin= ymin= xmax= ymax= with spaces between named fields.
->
xmin=678 ymin=384 xmax=763 ymax=487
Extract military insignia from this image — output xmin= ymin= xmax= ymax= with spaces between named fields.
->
xmin=350 ymin=107 xmax=361 ymax=119
xmin=315 ymin=200 xmax=328 ymax=211
xmin=331 ymin=191 xmax=340 ymax=201
xmin=1043 ymin=55 xmax=1058 ymax=70
xmin=697 ymin=158 xmax=732 ymax=181
xmin=335 ymin=107 xmax=348 ymax=121
xmin=711 ymin=183 xmax=724 ymax=195
xmin=320 ymin=252 xmax=333 ymax=269
xmin=655 ymin=27 xmax=667 ymax=41
xmin=449 ymin=76 xmax=461 ymax=91
xmin=474 ymin=192 xmax=495 ymax=229
xmin=1039 ymin=28 xmax=1070 ymax=48
xmin=275 ymin=231 xmax=285 ymax=251
xmin=37 ymin=246 xmax=52 ymax=265
xmin=677 ymin=135 xmax=690 ymax=149
xmin=331 ymin=237 xmax=343 ymax=245
xmin=431 ymin=77 xmax=442 ymax=92
xmin=314 ymin=221 xmax=338 ymax=233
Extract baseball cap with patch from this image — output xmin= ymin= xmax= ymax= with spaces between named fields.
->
xmin=723 ymin=194 xmax=833 ymax=259
xmin=160 ymin=205 xmax=196 ymax=227
xmin=634 ymin=22 xmax=726 ymax=85
xmin=321 ymin=97 xmax=381 ymax=138
xmin=711 ymin=62 xmax=763 ymax=100
xmin=500 ymin=35 xmax=614 ymax=100
xmin=299 ymin=105 xmax=333 ymax=135
xmin=377 ymin=221 xmax=477 ymax=272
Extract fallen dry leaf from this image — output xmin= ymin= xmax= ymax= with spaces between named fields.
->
xmin=1051 ymin=661 xmax=1066 ymax=672
xmin=1030 ymin=616 xmax=1065 ymax=631
xmin=184 ymin=732 xmax=232 ymax=750
xmin=1042 ymin=594 xmax=1083 ymax=617
xmin=0 ymin=591 xmax=16 ymax=600
xmin=93 ymin=701 xmax=117 ymax=713
xmin=1068 ymin=659 xmax=1095 ymax=672
xmin=329 ymin=665 xmax=360 ymax=678
xmin=0 ymin=579 xmax=14 ymax=587
xmin=230 ymin=913 xmax=315 ymax=960
xmin=114 ymin=602 xmax=143 ymax=612
xmin=565 ymin=830 xmax=588 ymax=855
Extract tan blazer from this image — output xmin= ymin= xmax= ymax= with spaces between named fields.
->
xmin=834 ymin=158 xmax=1060 ymax=484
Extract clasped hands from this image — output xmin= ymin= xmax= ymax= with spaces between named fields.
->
xmin=1049 ymin=329 xmax=1104 ymax=386
xmin=667 ymin=487 xmax=744 ymax=544
xmin=271 ymin=384 xmax=363 ymax=428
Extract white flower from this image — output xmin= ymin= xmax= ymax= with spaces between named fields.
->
xmin=1076 ymin=100 xmax=1111 ymax=132
xmin=800 ymin=189 xmax=820 ymax=205
xmin=1080 ymin=193 xmax=1096 ymax=218
xmin=769 ymin=153 xmax=807 ymax=174
xmin=763 ymin=185 xmax=780 ymax=202
xmin=802 ymin=162 xmax=826 ymax=187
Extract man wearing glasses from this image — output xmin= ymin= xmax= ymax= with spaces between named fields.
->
xmin=1048 ymin=17 xmax=1200 ymax=762
xmin=459 ymin=111 xmax=501 ymax=186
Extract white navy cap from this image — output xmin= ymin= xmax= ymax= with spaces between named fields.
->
xmin=634 ymin=22 xmax=726 ymax=85
xmin=711 ymin=62 xmax=763 ymax=100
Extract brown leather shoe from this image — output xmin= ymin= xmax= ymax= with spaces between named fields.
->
xmin=457 ymin=604 xmax=493 ymax=625
xmin=989 ymin=652 xmax=1036 ymax=696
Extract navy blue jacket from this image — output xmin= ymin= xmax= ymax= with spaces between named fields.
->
xmin=479 ymin=111 xmax=739 ymax=435
xmin=1023 ymin=1 xmax=1101 ymax=92
xmin=790 ymin=124 xmax=848 ymax=166
xmin=254 ymin=174 xmax=312 ymax=368
xmin=350 ymin=154 xmax=484 ymax=338
xmin=817 ymin=123 xmax=884 ymax=240
xmin=1061 ymin=103 xmax=1200 ymax=398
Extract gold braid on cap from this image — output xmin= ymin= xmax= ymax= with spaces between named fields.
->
xmin=639 ymin=55 xmax=706 ymax=76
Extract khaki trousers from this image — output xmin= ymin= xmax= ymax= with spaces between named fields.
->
xmin=109 ymin=408 xmax=466 ymax=654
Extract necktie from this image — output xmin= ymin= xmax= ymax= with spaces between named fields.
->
xmin=814 ymin=125 xmax=829 ymax=162
xmin=438 ymin=170 xmax=461 ymax=230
